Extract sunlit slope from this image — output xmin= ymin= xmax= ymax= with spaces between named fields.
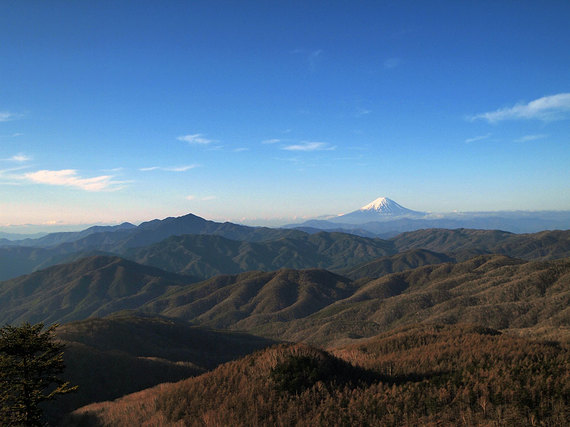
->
xmin=65 ymin=324 xmax=569 ymax=426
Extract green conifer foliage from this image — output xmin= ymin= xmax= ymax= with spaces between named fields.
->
xmin=0 ymin=323 xmax=77 ymax=426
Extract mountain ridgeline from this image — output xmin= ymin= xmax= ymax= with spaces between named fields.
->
xmin=1 ymin=209 xmax=569 ymax=426
xmin=0 ymin=209 xmax=568 ymax=281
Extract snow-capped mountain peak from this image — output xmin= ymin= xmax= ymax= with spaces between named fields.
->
xmin=331 ymin=196 xmax=425 ymax=224
xmin=359 ymin=197 xmax=406 ymax=214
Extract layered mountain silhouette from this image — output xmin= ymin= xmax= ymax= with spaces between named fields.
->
xmin=0 ymin=209 xmax=568 ymax=282
xmin=288 ymin=196 xmax=570 ymax=235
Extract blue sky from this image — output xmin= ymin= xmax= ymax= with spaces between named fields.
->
xmin=1 ymin=0 xmax=569 ymax=230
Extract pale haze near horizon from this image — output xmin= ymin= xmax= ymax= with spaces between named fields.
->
xmin=1 ymin=1 xmax=569 ymax=232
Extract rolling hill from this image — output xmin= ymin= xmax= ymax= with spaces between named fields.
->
xmin=257 ymin=255 xmax=570 ymax=345
xmin=1 ymin=253 xmax=568 ymax=345
xmin=0 ymin=255 xmax=197 ymax=325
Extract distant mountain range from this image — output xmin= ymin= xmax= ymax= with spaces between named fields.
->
xmin=287 ymin=196 xmax=570 ymax=235
xmin=1 ymin=207 xmax=568 ymax=425
xmin=0 ymin=209 xmax=568 ymax=282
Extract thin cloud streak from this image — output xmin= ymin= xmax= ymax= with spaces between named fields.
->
xmin=262 ymin=138 xmax=281 ymax=144
xmin=0 ymin=165 xmax=30 ymax=176
xmin=140 ymin=164 xmax=197 ymax=172
xmin=177 ymin=134 xmax=214 ymax=144
xmin=24 ymin=169 xmax=124 ymax=192
xmin=515 ymin=134 xmax=548 ymax=142
xmin=465 ymin=133 xmax=491 ymax=144
xmin=471 ymin=93 xmax=570 ymax=122
xmin=186 ymin=195 xmax=216 ymax=201
xmin=282 ymin=142 xmax=335 ymax=152
xmin=0 ymin=112 xmax=22 ymax=122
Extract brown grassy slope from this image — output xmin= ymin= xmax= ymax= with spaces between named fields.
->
xmin=141 ymin=268 xmax=354 ymax=330
xmin=43 ymin=314 xmax=276 ymax=425
xmin=249 ymin=255 xmax=570 ymax=345
xmin=65 ymin=324 xmax=569 ymax=426
xmin=340 ymin=248 xmax=455 ymax=280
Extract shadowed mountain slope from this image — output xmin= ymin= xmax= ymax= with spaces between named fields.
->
xmin=43 ymin=314 xmax=276 ymax=425
xmin=65 ymin=324 xmax=569 ymax=427
xmin=125 ymin=231 xmax=394 ymax=279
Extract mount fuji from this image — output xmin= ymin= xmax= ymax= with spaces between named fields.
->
xmin=333 ymin=197 xmax=425 ymax=224
xmin=286 ymin=195 xmax=570 ymax=237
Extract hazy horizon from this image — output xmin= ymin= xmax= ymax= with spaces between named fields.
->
xmin=1 ymin=1 xmax=569 ymax=229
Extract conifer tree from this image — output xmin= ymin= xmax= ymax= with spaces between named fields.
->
xmin=0 ymin=322 xmax=77 ymax=426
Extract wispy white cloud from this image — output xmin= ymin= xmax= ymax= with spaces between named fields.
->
xmin=465 ymin=133 xmax=491 ymax=144
xmin=470 ymin=93 xmax=570 ymax=122
xmin=2 ymin=153 xmax=32 ymax=162
xmin=24 ymin=169 xmax=123 ymax=192
xmin=262 ymin=138 xmax=281 ymax=144
xmin=177 ymin=134 xmax=214 ymax=144
xmin=0 ymin=133 xmax=23 ymax=138
xmin=383 ymin=57 xmax=401 ymax=69
xmin=168 ymin=165 xmax=197 ymax=172
xmin=186 ymin=195 xmax=216 ymax=201
xmin=0 ymin=112 xmax=22 ymax=122
xmin=233 ymin=147 xmax=249 ymax=152
xmin=282 ymin=141 xmax=335 ymax=152
xmin=0 ymin=165 xmax=29 ymax=176
xmin=140 ymin=164 xmax=197 ymax=172
xmin=355 ymin=108 xmax=372 ymax=117
xmin=515 ymin=134 xmax=548 ymax=142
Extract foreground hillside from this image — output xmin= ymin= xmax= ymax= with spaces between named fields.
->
xmin=65 ymin=324 xmax=569 ymax=426
xmin=43 ymin=315 xmax=275 ymax=424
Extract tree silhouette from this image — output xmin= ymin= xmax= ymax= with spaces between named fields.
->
xmin=0 ymin=323 xmax=77 ymax=426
